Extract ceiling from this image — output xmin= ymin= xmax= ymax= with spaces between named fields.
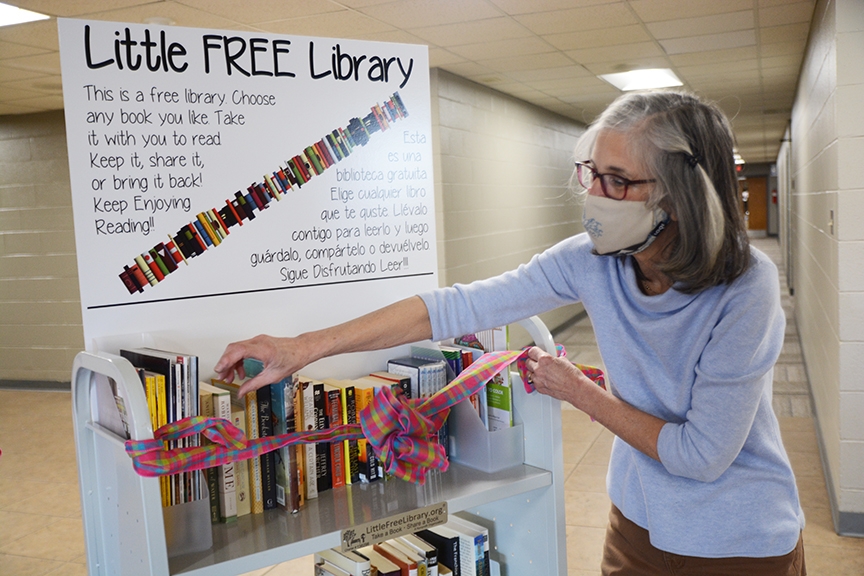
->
xmin=0 ymin=0 xmax=815 ymax=164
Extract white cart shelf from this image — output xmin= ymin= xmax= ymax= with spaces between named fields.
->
xmin=71 ymin=318 xmax=568 ymax=576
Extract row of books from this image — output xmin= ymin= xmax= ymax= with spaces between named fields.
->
xmin=315 ymin=512 xmax=492 ymax=576
xmin=116 ymin=326 xmax=510 ymax=521
xmin=118 ymin=347 xmax=203 ymax=508
xmin=202 ymin=361 xmax=430 ymax=523
xmin=404 ymin=329 xmax=513 ymax=433
xmin=118 ymin=92 xmax=409 ymax=295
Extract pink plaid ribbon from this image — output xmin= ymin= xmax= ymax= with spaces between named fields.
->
xmin=125 ymin=347 xmax=604 ymax=484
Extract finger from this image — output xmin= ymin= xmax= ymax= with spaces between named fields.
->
xmin=214 ymin=342 xmax=247 ymax=375
xmin=215 ymin=339 xmax=260 ymax=379
xmin=528 ymin=346 xmax=551 ymax=361
xmin=237 ymin=373 xmax=269 ymax=398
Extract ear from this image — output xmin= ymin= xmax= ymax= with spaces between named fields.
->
xmin=658 ymin=199 xmax=677 ymax=222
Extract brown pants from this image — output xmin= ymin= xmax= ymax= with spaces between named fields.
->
xmin=601 ymin=505 xmax=806 ymax=576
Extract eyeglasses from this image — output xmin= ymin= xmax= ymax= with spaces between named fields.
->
xmin=575 ymin=161 xmax=656 ymax=201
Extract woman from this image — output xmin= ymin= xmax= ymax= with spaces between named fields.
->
xmin=215 ymin=91 xmax=805 ymax=575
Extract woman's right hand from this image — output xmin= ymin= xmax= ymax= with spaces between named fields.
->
xmin=214 ymin=334 xmax=311 ymax=397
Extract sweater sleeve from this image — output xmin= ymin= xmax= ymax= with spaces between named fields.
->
xmin=656 ymin=255 xmax=786 ymax=482
xmin=419 ymin=235 xmax=590 ymax=341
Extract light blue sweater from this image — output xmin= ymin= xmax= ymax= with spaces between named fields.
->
xmin=419 ymin=233 xmax=804 ymax=558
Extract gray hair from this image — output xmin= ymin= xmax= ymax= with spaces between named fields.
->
xmin=574 ymin=91 xmax=750 ymax=292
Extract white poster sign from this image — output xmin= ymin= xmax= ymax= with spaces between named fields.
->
xmin=58 ymin=19 xmax=437 ymax=377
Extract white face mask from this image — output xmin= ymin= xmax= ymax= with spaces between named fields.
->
xmin=581 ymin=194 xmax=670 ymax=256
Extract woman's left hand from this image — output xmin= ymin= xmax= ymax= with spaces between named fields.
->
xmin=524 ymin=346 xmax=594 ymax=408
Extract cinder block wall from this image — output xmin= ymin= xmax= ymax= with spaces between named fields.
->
xmin=431 ymin=69 xmax=586 ymax=346
xmin=790 ymin=0 xmax=864 ymax=533
xmin=0 ymin=110 xmax=82 ymax=382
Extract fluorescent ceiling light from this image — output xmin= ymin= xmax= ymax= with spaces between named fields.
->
xmin=0 ymin=2 xmax=49 ymax=27
xmin=599 ymin=68 xmax=683 ymax=91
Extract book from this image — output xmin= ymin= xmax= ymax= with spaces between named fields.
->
xmin=369 ymin=370 xmax=411 ymax=399
xmin=351 ymin=377 xmax=383 ymax=482
xmin=246 ymin=388 xmax=263 ymax=513
xmin=316 ymin=562 xmax=351 ymax=576
xmin=358 ymin=546 xmax=401 ymax=576
xmin=389 ymin=538 xmax=428 ymax=576
xmin=212 ymin=379 xmax=263 ymax=514
xmin=256 ymin=383 xmax=277 ymax=510
xmin=411 ymin=345 xmax=462 ymax=382
xmin=199 ymin=381 xmax=234 ymax=523
xmin=271 ymin=374 xmax=301 ymax=513
xmin=314 ymin=380 xmax=331 ymax=493
xmin=374 ymin=541 xmax=418 ymax=576
xmin=230 ymin=405 xmax=252 ymax=517
xmin=198 ymin=382 xmax=224 ymax=524
xmin=197 ymin=384 xmax=217 ymax=522
xmin=299 ymin=376 xmax=320 ymax=500
xmin=485 ymin=378 xmax=513 ymax=432
xmin=398 ymin=534 xmax=439 ymax=576
xmin=324 ymin=382 xmax=346 ymax=489
xmin=417 ymin=527 xmax=461 ymax=576
xmin=293 ymin=378 xmax=306 ymax=507
xmin=446 ymin=516 xmax=489 ymax=576
xmin=314 ymin=548 xmax=372 ymax=576
xmin=239 ymin=358 xmax=284 ymax=512
xmin=120 ymin=347 xmax=200 ymax=505
xmin=387 ymin=357 xmax=447 ymax=399
xmin=325 ymin=379 xmax=361 ymax=485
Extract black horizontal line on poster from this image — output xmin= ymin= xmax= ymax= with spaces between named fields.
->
xmin=87 ymin=271 xmax=434 ymax=310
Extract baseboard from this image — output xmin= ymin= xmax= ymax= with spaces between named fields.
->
xmin=809 ymin=384 xmax=864 ymax=538
xmin=0 ymin=379 xmax=71 ymax=391
xmin=837 ymin=510 xmax=864 ymax=537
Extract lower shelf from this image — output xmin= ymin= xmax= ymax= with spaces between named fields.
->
xmin=169 ymin=462 xmax=552 ymax=576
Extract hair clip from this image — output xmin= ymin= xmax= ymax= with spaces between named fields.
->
xmin=686 ymin=151 xmax=702 ymax=168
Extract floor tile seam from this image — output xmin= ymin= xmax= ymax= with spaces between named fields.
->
xmin=0 ymin=550 xmax=67 ymax=565
xmin=1 ymin=508 xmax=82 ymax=520
xmin=0 ymin=520 xmax=66 ymax=550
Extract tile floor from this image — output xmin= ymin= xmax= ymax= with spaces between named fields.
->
xmin=1 ymin=237 xmax=863 ymax=575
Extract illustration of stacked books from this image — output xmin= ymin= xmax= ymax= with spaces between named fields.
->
xmin=118 ymin=92 xmax=409 ymax=295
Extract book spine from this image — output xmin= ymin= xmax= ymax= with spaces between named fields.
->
xmin=343 ymin=386 xmax=360 ymax=485
xmin=257 ymin=385 xmax=277 ymax=510
xmin=245 ymin=390 xmax=264 ymax=514
xmin=293 ymin=383 xmax=305 ymax=507
xmin=208 ymin=390 xmax=235 ymax=521
xmin=327 ymin=387 xmax=345 ymax=489
xmin=314 ymin=382 xmax=331 ymax=493
xmin=355 ymin=386 xmax=380 ymax=483
xmin=302 ymin=380 xmax=318 ymax=500
xmin=197 ymin=389 xmax=220 ymax=523
xmin=230 ymin=407 xmax=252 ymax=517
xmin=272 ymin=377 xmax=301 ymax=513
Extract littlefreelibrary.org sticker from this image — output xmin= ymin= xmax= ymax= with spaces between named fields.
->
xmin=341 ymin=502 xmax=448 ymax=552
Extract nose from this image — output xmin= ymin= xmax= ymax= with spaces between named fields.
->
xmin=587 ymin=176 xmax=605 ymax=197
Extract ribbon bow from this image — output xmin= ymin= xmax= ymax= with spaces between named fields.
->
xmin=125 ymin=346 xmax=605 ymax=484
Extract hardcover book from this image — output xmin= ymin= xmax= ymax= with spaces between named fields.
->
xmin=271 ymin=374 xmax=301 ymax=513
xmin=324 ymin=379 xmax=361 ymax=485
xmin=417 ymin=527 xmax=461 ymax=576
xmin=323 ymin=383 xmax=346 ymax=489
xmin=257 ymin=384 xmax=278 ymax=510
xmin=299 ymin=376 xmax=320 ymax=500
xmin=314 ymin=548 xmax=372 ymax=576
xmin=357 ymin=546 xmax=401 ymax=576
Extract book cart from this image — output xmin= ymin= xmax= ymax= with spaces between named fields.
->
xmin=71 ymin=317 xmax=568 ymax=576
